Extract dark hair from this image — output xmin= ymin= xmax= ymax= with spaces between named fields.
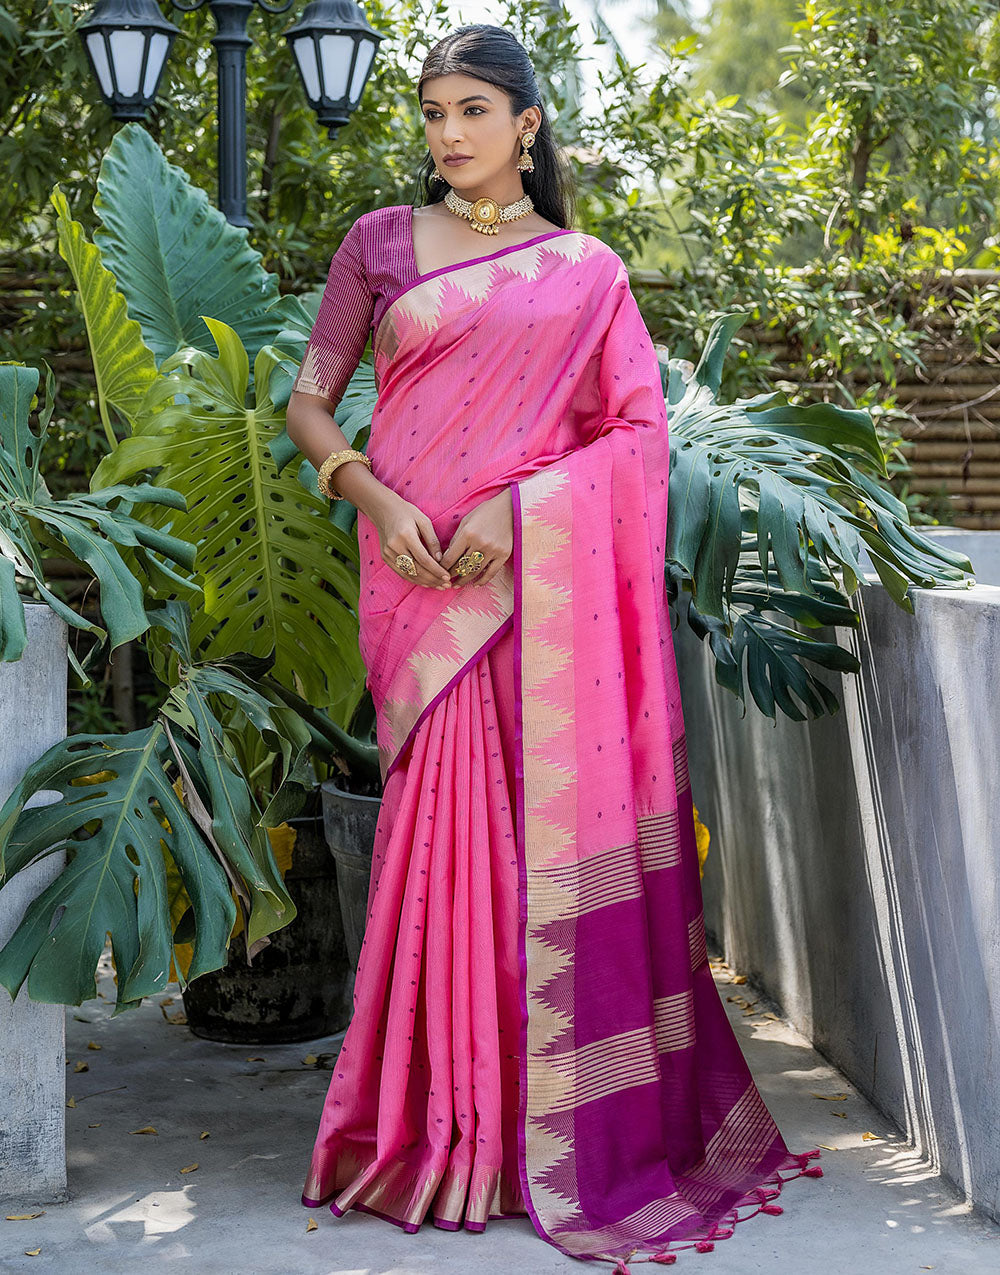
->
xmin=413 ymin=24 xmax=576 ymax=229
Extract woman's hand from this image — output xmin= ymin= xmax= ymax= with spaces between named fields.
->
xmin=440 ymin=488 xmax=513 ymax=587
xmin=371 ymin=492 xmax=453 ymax=589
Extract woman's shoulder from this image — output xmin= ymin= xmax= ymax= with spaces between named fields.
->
xmin=352 ymin=204 xmax=412 ymax=231
xmin=572 ymin=232 xmax=628 ymax=281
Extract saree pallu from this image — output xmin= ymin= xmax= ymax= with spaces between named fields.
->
xmin=302 ymin=230 xmax=821 ymax=1264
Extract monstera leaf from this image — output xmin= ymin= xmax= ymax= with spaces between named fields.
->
xmin=672 ymin=554 xmax=863 ymax=719
xmin=0 ymin=604 xmax=310 ymax=1011
xmin=91 ymin=124 xmax=301 ymax=368
xmin=92 ymin=318 xmax=367 ymax=720
xmin=50 ymin=185 xmax=159 ymax=447
xmin=665 ymin=314 xmax=973 ymax=623
xmin=0 ymin=363 xmax=195 ymax=670
xmin=663 ymin=314 xmax=975 ymax=718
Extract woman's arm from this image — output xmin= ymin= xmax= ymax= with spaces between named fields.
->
xmin=284 ymin=220 xmax=451 ymax=587
xmin=285 ymin=389 xmax=397 ymax=524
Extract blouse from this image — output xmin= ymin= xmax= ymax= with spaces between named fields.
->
xmin=291 ymin=204 xmax=419 ymax=408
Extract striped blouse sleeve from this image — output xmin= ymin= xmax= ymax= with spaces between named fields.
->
xmin=292 ymin=218 xmax=374 ymax=407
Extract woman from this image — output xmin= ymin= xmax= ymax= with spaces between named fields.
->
xmin=284 ymin=24 xmax=822 ymax=1268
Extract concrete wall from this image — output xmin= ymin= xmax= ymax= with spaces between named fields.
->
xmin=0 ymin=605 xmax=68 ymax=1204
xmin=674 ymin=565 xmax=1000 ymax=1223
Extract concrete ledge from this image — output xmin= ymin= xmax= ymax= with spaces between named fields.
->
xmin=675 ymin=567 xmax=1000 ymax=1224
xmin=0 ymin=604 xmax=68 ymax=1205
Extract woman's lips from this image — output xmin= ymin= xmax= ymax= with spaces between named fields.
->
xmin=444 ymin=156 xmax=472 ymax=165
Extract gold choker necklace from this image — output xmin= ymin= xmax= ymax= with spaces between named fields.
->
xmin=443 ymin=188 xmax=534 ymax=235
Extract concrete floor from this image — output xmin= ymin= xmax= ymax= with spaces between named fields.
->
xmin=3 ymin=952 xmax=998 ymax=1274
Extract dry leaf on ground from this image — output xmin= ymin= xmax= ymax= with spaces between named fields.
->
xmin=179 ymin=1163 xmax=199 ymax=1174
xmin=303 ymin=1054 xmax=318 ymax=1065
xmin=200 ymin=1131 xmax=210 ymax=1140
xmin=24 ymin=1248 xmax=41 ymax=1257
xmin=130 ymin=1126 xmax=158 ymax=1136
xmin=810 ymin=1092 xmax=849 ymax=1101
xmin=66 ymin=1097 xmax=76 ymax=1108
xmin=6 ymin=1213 xmax=45 ymax=1221
xmin=861 ymin=1131 xmax=882 ymax=1141
xmin=74 ymin=1061 xmax=89 ymax=1073
xmin=306 ymin=1218 xmax=318 ymax=1232
xmin=87 ymin=1042 xmax=101 ymax=1051
xmin=832 ymin=1111 xmax=848 ymax=1118
xmin=731 ymin=975 xmax=747 ymax=984
xmin=88 ymin=1124 xmax=101 ymax=1129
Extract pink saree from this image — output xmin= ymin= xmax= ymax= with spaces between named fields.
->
xmin=302 ymin=226 xmax=821 ymax=1265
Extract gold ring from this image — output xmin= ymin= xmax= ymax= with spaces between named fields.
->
xmin=396 ymin=553 xmax=418 ymax=576
xmin=454 ymin=550 xmax=486 ymax=577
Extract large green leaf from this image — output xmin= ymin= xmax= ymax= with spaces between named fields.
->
xmin=0 ymin=723 xmax=236 ymax=1011
xmin=664 ymin=315 xmax=974 ymax=622
xmin=91 ymin=319 xmax=367 ymax=717
xmin=0 ymin=606 xmax=308 ymax=1009
xmin=0 ymin=363 xmax=196 ymax=664
xmin=91 ymin=124 xmax=299 ymax=368
xmin=50 ymin=184 xmax=158 ymax=447
xmin=677 ymin=556 xmax=862 ymax=720
xmin=663 ymin=314 xmax=976 ymax=719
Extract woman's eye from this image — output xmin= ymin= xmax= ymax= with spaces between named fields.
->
xmin=424 ymin=107 xmax=484 ymax=119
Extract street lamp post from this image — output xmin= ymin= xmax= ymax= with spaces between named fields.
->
xmin=79 ymin=0 xmax=385 ymax=226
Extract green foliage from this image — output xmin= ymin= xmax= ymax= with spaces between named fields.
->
xmin=92 ymin=316 xmax=369 ymax=722
xmin=50 ymin=183 xmax=158 ymax=448
xmin=0 ymin=603 xmax=309 ymax=1012
xmin=781 ymin=0 xmax=1000 ymax=255
xmin=0 ymin=362 xmax=196 ymax=671
xmin=663 ymin=315 xmax=974 ymax=718
xmin=91 ymin=125 xmax=306 ymax=369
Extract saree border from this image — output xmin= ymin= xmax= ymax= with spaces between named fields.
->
xmin=510 ymin=477 xmax=543 ymax=1244
xmin=374 ymin=225 xmax=582 ymax=347
xmin=382 ymin=610 xmax=514 ymax=784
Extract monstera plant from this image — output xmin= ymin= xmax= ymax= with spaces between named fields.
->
xmin=660 ymin=313 xmax=973 ymax=718
xmin=0 ymin=123 xmax=975 ymax=1011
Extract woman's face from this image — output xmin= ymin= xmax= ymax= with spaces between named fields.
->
xmin=420 ymin=72 xmax=538 ymax=189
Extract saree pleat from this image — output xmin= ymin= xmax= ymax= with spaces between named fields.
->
xmin=303 ymin=222 xmax=822 ymax=1264
xmin=303 ymin=625 xmax=527 ymax=1231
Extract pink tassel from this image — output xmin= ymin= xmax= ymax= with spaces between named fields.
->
xmin=761 ymin=1203 xmax=784 ymax=1215
xmin=695 ymin=1240 xmax=715 ymax=1253
xmin=651 ymin=1256 xmax=677 ymax=1266
xmin=802 ymin=1165 xmax=824 ymax=1177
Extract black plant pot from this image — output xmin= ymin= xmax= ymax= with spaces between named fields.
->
xmin=320 ymin=778 xmax=381 ymax=985
xmin=182 ymin=809 xmax=352 ymax=1045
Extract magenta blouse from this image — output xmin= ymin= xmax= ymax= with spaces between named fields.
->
xmin=291 ymin=204 xmax=579 ymax=410
xmin=291 ymin=204 xmax=427 ymax=408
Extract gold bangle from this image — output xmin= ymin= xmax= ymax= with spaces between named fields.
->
xmin=317 ymin=448 xmax=372 ymax=500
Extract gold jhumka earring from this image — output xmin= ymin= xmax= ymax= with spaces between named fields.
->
xmin=429 ymin=130 xmax=536 ymax=182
